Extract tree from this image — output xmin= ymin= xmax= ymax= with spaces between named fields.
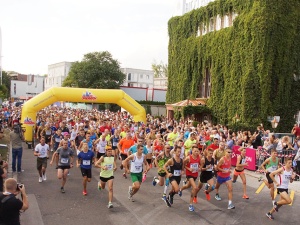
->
xmin=1 ymin=71 xmax=11 ymax=98
xmin=62 ymin=51 xmax=125 ymax=89
xmin=152 ymin=61 xmax=168 ymax=78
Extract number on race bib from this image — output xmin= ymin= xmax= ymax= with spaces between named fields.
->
xmin=61 ymin=158 xmax=69 ymax=164
xmin=173 ymin=170 xmax=181 ymax=176
xmin=82 ymin=160 xmax=90 ymax=166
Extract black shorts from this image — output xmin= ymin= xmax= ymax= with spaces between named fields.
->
xmin=266 ymin=172 xmax=273 ymax=184
xmin=200 ymin=172 xmax=214 ymax=183
xmin=169 ymin=176 xmax=181 ymax=185
xmin=58 ymin=166 xmax=70 ymax=170
xmin=97 ymin=152 xmax=105 ymax=159
xmin=37 ymin=157 xmax=47 ymax=170
xmin=80 ymin=168 xmax=92 ymax=178
xmin=186 ymin=175 xmax=197 ymax=181
xmin=158 ymin=172 xmax=167 ymax=177
xmin=100 ymin=176 xmax=114 ymax=182
xmin=277 ymin=188 xmax=288 ymax=194
xmin=112 ymin=146 xmax=117 ymax=150
xmin=120 ymin=153 xmax=127 ymax=161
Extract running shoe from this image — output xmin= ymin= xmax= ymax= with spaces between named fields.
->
xmin=39 ymin=177 xmax=43 ymax=183
xmin=205 ymin=190 xmax=211 ymax=201
xmin=193 ymin=197 xmax=198 ymax=203
xmin=242 ymin=194 xmax=249 ymax=199
xmin=273 ymin=202 xmax=278 ymax=212
xmin=266 ymin=212 xmax=274 ymax=220
xmin=258 ymin=176 xmax=263 ymax=182
xmin=215 ymin=194 xmax=221 ymax=201
xmin=227 ymin=203 xmax=235 ymax=209
xmin=183 ymin=179 xmax=187 ymax=185
xmin=123 ymin=173 xmax=127 ymax=179
xmin=164 ymin=196 xmax=171 ymax=207
xmin=149 ymin=164 xmax=153 ymax=168
xmin=120 ymin=164 xmax=123 ymax=170
xmin=232 ymin=179 xmax=236 ymax=183
xmin=178 ymin=189 xmax=182 ymax=197
xmin=189 ymin=204 xmax=195 ymax=212
xmin=107 ymin=202 xmax=113 ymax=208
xmin=83 ymin=190 xmax=87 ymax=196
xmin=162 ymin=194 xmax=167 ymax=201
xmin=61 ymin=187 xmax=65 ymax=193
xmin=42 ymin=174 xmax=47 ymax=181
xmin=142 ymin=173 xmax=147 ymax=182
xmin=152 ymin=176 xmax=157 ymax=186
xmin=98 ymin=181 xmax=102 ymax=191
xmin=169 ymin=195 xmax=174 ymax=205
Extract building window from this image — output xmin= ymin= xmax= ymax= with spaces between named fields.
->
xmin=140 ymin=74 xmax=143 ymax=79
xmin=128 ymin=73 xmax=131 ymax=80
xmin=146 ymin=75 xmax=149 ymax=79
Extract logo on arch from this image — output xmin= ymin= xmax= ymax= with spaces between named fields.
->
xmin=23 ymin=117 xmax=35 ymax=125
xmin=82 ymin=90 xmax=97 ymax=100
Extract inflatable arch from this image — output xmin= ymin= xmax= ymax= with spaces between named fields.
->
xmin=21 ymin=87 xmax=146 ymax=147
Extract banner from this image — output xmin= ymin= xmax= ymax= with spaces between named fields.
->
xmin=231 ymin=146 xmax=256 ymax=171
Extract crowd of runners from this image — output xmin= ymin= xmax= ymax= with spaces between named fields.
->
xmin=1 ymin=105 xmax=300 ymax=220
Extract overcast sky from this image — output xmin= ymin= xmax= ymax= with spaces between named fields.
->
xmin=0 ymin=0 xmax=179 ymax=75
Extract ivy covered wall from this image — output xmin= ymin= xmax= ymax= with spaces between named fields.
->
xmin=167 ymin=0 xmax=300 ymax=132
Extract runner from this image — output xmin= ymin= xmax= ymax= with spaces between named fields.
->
xmin=266 ymin=158 xmax=295 ymax=220
xmin=95 ymin=146 xmax=117 ymax=208
xmin=94 ymin=133 xmax=107 ymax=159
xmin=260 ymin=149 xmax=279 ymax=205
xmin=153 ymin=144 xmax=172 ymax=202
xmin=197 ymin=148 xmax=215 ymax=202
xmin=123 ymin=144 xmax=149 ymax=202
xmin=232 ymin=147 xmax=249 ymax=199
xmin=179 ymin=146 xmax=201 ymax=211
xmin=215 ymin=148 xmax=235 ymax=209
xmin=50 ymin=140 xmax=74 ymax=193
xmin=117 ymin=132 xmax=135 ymax=178
xmin=77 ymin=142 xmax=95 ymax=196
xmin=34 ymin=137 xmax=50 ymax=183
xmin=183 ymin=132 xmax=197 ymax=157
xmin=163 ymin=146 xmax=184 ymax=207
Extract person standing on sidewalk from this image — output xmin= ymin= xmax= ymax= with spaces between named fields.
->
xmin=34 ymin=137 xmax=50 ymax=183
xmin=10 ymin=125 xmax=23 ymax=173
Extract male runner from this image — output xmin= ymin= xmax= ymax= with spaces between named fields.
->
xmin=34 ymin=137 xmax=50 ymax=183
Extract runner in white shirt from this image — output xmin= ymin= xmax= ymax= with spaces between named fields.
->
xmin=34 ymin=137 xmax=50 ymax=183
xmin=266 ymin=158 xmax=296 ymax=220
xmin=94 ymin=134 xmax=108 ymax=159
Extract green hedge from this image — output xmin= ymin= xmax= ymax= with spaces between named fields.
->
xmin=167 ymin=0 xmax=300 ymax=132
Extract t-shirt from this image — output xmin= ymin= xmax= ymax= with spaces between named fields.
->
xmin=129 ymin=145 xmax=148 ymax=155
xmin=78 ymin=150 xmax=94 ymax=169
xmin=35 ymin=143 xmax=50 ymax=158
xmin=119 ymin=138 xmax=135 ymax=155
xmin=10 ymin=132 xmax=22 ymax=149
xmin=56 ymin=147 xmax=74 ymax=166
xmin=0 ymin=194 xmax=23 ymax=225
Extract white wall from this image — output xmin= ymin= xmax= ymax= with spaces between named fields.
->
xmin=121 ymin=68 xmax=154 ymax=88
xmin=10 ymin=76 xmax=44 ymax=98
xmin=45 ymin=62 xmax=73 ymax=90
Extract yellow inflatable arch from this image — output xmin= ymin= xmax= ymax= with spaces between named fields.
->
xmin=21 ymin=87 xmax=146 ymax=147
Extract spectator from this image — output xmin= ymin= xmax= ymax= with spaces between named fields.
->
xmin=0 ymin=178 xmax=29 ymax=225
xmin=10 ymin=125 xmax=23 ymax=173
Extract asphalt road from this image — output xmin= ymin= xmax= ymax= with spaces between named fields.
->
xmin=9 ymin=143 xmax=299 ymax=225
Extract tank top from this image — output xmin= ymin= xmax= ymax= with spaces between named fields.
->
xmin=215 ymin=150 xmax=225 ymax=163
xmin=266 ymin=157 xmax=279 ymax=172
xmin=277 ymin=167 xmax=293 ymax=189
xmin=202 ymin=157 xmax=215 ymax=174
xmin=186 ymin=155 xmax=201 ymax=177
xmin=130 ymin=153 xmax=144 ymax=173
xmin=170 ymin=157 xmax=183 ymax=177
xmin=217 ymin=156 xmax=231 ymax=178
xmin=157 ymin=153 xmax=171 ymax=173
xmin=100 ymin=156 xmax=115 ymax=178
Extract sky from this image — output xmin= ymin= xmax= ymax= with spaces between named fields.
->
xmin=0 ymin=0 xmax=180 ymax=75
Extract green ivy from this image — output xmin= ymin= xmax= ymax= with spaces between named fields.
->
xmin=182 ymin=105 xmax=211 ymax=118
xmin=167 ymin=0 xmax=300 ymax=132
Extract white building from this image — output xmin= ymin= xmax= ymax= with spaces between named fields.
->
xmin=121 ymin=68 xmax=154 ymax=88
xmin=180 ymin=0 xmax=216 ymax=15
xmin=45 ymin=62 xmax=73 ymax=90
xmin=10 ymin=74 xmax=45 ymax=100
xmin=153 ymin=77 xmax=168 ymax=90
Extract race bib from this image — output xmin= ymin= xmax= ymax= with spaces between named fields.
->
xmin=106 ymin=164 xmax=113 ymax=170
xmin=241 ymin=158 xmax=246 ymax=164
xmin=113 ymin=142 xmax=118 ymax=146
xmin=61 ymin=158 xmax=69 ymax=164
xmin=55 ymin=138 xmax=61 ymax=142
xmin=82 ymin=160 xmax=90 ymax=166
xmin=173 ymin=170 xmax=181 ymax=176
xmin=206 ymin=165 xmax=213 ymax=171
xmin=190 ymin=163 xmax=198 ymax=173
xmin=124 ymin=148 xmax=129 ymax=153
xmin=46 ymin=130 xmax=51 ymax=135
xmin=222 ymin=168 xmax=229 ymax=173
xmin=135 ymin=165 xmax=142 ymax=171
